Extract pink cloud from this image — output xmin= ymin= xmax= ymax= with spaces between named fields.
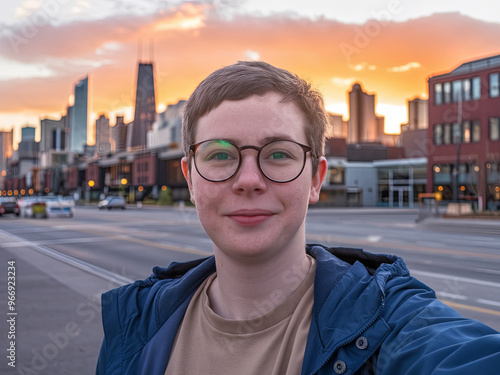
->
xmin=0 ymin=10 xmax=498 ymax=128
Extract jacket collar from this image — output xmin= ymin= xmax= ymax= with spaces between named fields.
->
xmin=143 ymin=245 xmax=407 ymax=375
xmin=302 ymin=245 xmax=407 ymax=375
xmin=152 ymin=245 xmax=404 ymax=333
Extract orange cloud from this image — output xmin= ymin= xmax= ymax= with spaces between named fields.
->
xmin=154 ymin=3 xmax=206 ymax=31
xmin=0 ymin=9 xmax=499 ymax=139
xmin=387 ymin=62 xmax=421 ymax=73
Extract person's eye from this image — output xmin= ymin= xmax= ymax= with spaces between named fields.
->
xmin=206 ymin=151 xmax=236 ymax=161
xmin=213 ymin=152 xmax=230 ymax=160
xmin=263 ymin=149 xmax=294 ymax=160
xmin=271 ymin=151 xmax=288 ymax=159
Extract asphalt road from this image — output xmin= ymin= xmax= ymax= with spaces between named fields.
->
xmin=0 ymin=205 xmax=499 ymax=374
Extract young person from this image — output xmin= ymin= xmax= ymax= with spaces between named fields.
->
xmin=97 ymin=61 xmax=500 ymax=374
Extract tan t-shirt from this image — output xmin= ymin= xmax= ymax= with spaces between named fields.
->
xmin=165 ymin=257 xmax=316 ymax=375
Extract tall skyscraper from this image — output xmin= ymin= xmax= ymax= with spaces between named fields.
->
xmin=148 ymin=100 xmax=186 ymax=149
xmin=70 ymin=76 xmax=89 ymax=153
xmin=95 ymin=114 xmax=111 ymax=155
xmin=347 ymin=83 xmax=385 ymax=144
xmin=328 ymin=113 xmax=347 ymax=139
xmin=112 ymin=116 xmax=128 ymax=153
xmin=127 ymin=62 xmax=156 ymax=150
xmin=21 ymin=126 xmax=36 ymax=141
xmin=18 ymin=125 xmax=39 ymax=159
xmin=0 ymin=130 xmax=13 ymax=189
xmin=40 ymin=117 xmax=66 ymax=152
xmin=407 ymin=98 xmax=428 ymax=130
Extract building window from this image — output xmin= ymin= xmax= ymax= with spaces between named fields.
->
xmin=472 ymin=77 xmax=481 ymax=100
xmin=462 ymin=78 xmax=471 ymax=101
xmin=443 ymin=123 xmax=451 ymax=144
xmin=490 ymin=117 xmax=500 ymax=141
xmin=452 ymin=80 xmax=462 ymax=102
xmin=433 ymin=164 xmax=452 ymax=184
xmin=443 ymin=82 xmax=452 ymax=104
xmin=378 ymin=170 xmax=389 ymax=180
xmin=489 ymin=73 xmax=499 ymax=98
xmin=434 ymin=83 xmax=443 ymax=105
xmin=462 ymin=121 xmax=471 ymax=143
xmin=433 ymin=124 xmax=443 ymax=145
xmin=328 ymin=167 xmax=344 ymax=185
xmin=452 ymin=122 xmax=461 ymax=144
xmin=472 ymin=120 xmax=481 ymax=142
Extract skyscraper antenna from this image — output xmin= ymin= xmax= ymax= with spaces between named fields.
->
xmin=149 ymin=38 xmax=154 ymax=63
xmin=137 ymin=37 xmax=142 ymax=62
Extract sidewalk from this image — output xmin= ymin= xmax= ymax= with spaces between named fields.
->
xmin=0 ymin=236 xmax=125 ymax=374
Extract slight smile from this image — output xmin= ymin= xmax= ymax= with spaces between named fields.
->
xmin=227 ymin=210 xmax=274 ymax=226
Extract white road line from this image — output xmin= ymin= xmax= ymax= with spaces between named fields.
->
xmin=2 ymin=236 xmax=116 ymax=248
xmin=477 ymin=299 xmax=500 ymax=308
xmin=475 ymin=268 xmax=500 ymax=276
xmin=0 ymin=228 xmax=133 ymax=286
xmin=436 ymin=292 xmax=467 ymax=301
xmin=411 ymin=269 xmax=500 ymax=289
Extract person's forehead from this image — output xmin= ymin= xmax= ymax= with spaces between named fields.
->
xmin=195 ymin=93 xmax=307 ymax=143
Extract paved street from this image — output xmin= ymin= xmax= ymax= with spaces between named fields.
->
xmin=0 ymin=205 xmax=499 ymax=374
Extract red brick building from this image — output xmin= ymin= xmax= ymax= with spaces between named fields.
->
xmin=131 ymin=152 xmax=156 ymax=188
xmin=427 ymin=54 xmax=500 ymax=210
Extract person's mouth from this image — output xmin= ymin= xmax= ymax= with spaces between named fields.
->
xmin=227 ymin=209 xmax=275 ymax=226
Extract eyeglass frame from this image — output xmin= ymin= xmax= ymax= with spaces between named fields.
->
xmin=188 ymin=139 xmax=313 ymax=183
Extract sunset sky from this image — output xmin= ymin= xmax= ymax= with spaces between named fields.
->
xmin=1 ymin=0 xmax=500 ymax=146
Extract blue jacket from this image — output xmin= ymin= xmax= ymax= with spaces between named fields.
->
xmin=97 ymin=245 xmax=500 ymax=374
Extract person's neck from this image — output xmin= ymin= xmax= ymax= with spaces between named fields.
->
xmin=207 ymin=244 xmax=312 ymax=320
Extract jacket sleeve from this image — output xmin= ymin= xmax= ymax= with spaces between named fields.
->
xmin=95 ymin=287 xmax=122 ymax=375
xmin=95 ymin=278 xmax=161 ymax=375
xmin=96 ymin=339 xmax=107 ymax=374
xmin=376 ymin=275 xmax=500 ymax=374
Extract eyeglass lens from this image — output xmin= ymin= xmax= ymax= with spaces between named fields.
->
xmin=193 ymin=140 xmax=307 ymax=182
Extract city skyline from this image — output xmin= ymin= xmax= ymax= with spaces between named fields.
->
xmin=1 ymin=1 xmax=500 ymax=146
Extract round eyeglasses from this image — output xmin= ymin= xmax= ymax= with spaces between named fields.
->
xmin=189 ymin=139 xmax=312 ymax=183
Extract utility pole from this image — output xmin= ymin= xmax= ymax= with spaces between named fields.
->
xmin=452 ymin=91 xmax=462 ymax=204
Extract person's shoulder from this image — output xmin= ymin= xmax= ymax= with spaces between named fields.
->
xmin=104 ymin=256 xmax=216 ymax=306
xmin=307 ymin=243 xmax=407 ymax=278
xmin=101 ymin=256 xmax=216 ymax=346
xmin=377 ymin=273 xmax=500 ymax=373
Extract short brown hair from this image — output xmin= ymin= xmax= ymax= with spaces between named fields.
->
xmin=182 ymin=61 xmax=332 ymax=173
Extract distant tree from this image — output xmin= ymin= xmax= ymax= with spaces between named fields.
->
xmin=158 ymin=187 xmax=173 ymax=206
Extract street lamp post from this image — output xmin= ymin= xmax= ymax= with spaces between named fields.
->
xmin=452 ymin=93 xmax=463 ymax=204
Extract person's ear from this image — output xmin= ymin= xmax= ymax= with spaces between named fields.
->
xmin=181 ymin=157 xmax=195 ymax=204
xmin=309 ymin=157 xmax=327 ymax=204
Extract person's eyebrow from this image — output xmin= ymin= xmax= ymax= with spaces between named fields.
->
xmin=260 ymin=135 xmax=296 ymax=143
xmin=204 ymin=135 xmax=297 ymax=145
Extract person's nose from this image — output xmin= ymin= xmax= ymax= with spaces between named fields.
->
xmin=231 ymin=151 xmax=267 ymax=193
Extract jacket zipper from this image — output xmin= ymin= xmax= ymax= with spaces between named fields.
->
xmin=306 ymin=288 xmax=385 ymax=375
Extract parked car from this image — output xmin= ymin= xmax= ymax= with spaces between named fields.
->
xmin=18 ymin=196 xmax=40 ymax=218
xmin=98 ymin=196 xmax=126 ymax=210
xmin=44 ymin=196 xmax=74 ymax=218
xmin=18 ymin=196 xmax=74 ymax=218
xmin=0 ymin=197 xmax=20 ymax=217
